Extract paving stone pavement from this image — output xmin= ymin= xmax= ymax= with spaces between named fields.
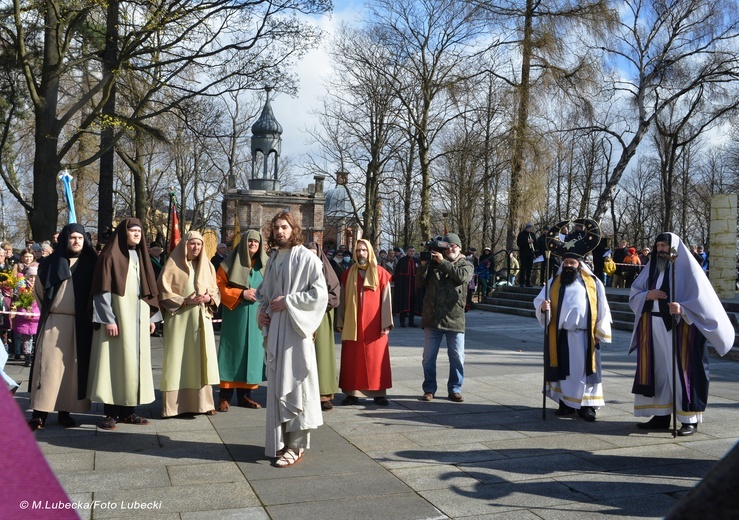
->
xmin=8 ymin=309 xmax=739 ymax=519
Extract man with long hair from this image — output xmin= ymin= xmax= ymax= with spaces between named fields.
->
xmin=257 ymin=212 xmax=327 ymax=467
xmin=28 ymin=224 xmax=97 ymax=431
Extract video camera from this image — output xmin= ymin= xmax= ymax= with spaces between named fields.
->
xmin=419 ymin=236 xmax=449 ymax=262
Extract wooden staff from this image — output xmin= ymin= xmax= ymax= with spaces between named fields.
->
xmin=542 ymin=249 xmax=551 ymax=420
xmin=670 ymin=246 xmax=679 ymax=438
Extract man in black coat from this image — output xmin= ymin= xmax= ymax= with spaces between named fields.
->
xmin=393 ymin=246 xmax=418 ymax=327
xmin=516 ymin=223 xmax=537 ymax=287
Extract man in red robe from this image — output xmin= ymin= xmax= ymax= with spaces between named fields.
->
xmin=336 ymin=239 xmax=394 ymax=406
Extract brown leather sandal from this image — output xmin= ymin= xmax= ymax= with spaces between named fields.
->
xmin=217 ymin=399 xmax=230 ymax=412
xmin=119 ymin=414 xmax=150 ymax=425
xmin=28 ymin=417 xmax=45 ymax=431
xmin=238 ymin=396 xmax=262 ymax=409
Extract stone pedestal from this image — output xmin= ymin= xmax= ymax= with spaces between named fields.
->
xmin=709 ymin=194 xmax=737 ymax=299
xmin=221 ymin=176 xmax=325 ymax=248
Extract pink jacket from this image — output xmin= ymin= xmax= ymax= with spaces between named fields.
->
xmin=12 ymin=301 xmax=39 ymax=336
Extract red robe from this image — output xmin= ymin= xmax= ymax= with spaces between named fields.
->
xmin=339 ymin=266 xmax=393 ymax=392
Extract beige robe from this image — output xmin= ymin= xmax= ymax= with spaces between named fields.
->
xmin=88 ymin=256 xmax=155 ymax=406
xmin=30 ymin=258 xmax=91 ymax=413
xmin=160 ymin=267 xmax=219 ymax=416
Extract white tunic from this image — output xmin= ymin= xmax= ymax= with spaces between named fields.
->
xmin=534 ymin=272 xmax=612 ymax=410
xmin=256 ymin=246 xmax=328 ymax=457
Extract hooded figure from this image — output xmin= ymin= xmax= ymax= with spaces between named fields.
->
xmin=337 ymin=239 xmax=394 ymax=405
xmin=28 ymin=223 xmax=97 ymax=431
xmin=216 ymin=229 xmax=269 ymax=410
xmin=629 ymin=232 xmax=733 ymax=435
xmin=158 ymin=231 xmax=221 ymax=417
xmin=88 ymin=218 xmax=160 ymax=430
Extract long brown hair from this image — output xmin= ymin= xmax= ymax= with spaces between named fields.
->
xmin=266 ymin=211 xmax=304 ymax=249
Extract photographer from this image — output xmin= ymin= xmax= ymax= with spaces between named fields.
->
xmin=416 ymin=233 xmax=474 ymax=402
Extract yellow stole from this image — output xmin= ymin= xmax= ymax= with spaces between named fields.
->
xmin=547 ymin=271 xmax=599 ymax=374
xmin=341 ymin=263 xmax=379 ymax=342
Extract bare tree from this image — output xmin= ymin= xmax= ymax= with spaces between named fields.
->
xmin=590 ymin=0 xmax=739 ymax=221
xmin=369 ymin=0 xmax=488 ymax=241
xmin=481 ymin=0 xmax=614 ymax=248
xmin=0 ymin=0 xmax=329 ymax=239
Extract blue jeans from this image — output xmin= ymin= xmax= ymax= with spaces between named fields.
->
xmin=422 ymin=328 xmax=464 ymax=395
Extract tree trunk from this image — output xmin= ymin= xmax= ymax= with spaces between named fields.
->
xmin=417 ymin=108 xmax=432 ymax=241
xmin=98 ymin=0 xmax=119 ymax=239
xmin=506 ymin=0 xmax=534 ymax=250
xmin=29 ymin=4 xmax=62 ymax=241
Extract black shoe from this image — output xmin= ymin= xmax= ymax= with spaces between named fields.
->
xmin=577 ymin=407 xmax=596 ymax=422
xmin=408 ymin=322 xmax=417 ymax=328
xmin=373 ymin=396 xmax=389 ymax=406
xmin=636 ymin=416 xmax=671 ymax=430
xmin=58 ymin=412 xmax=76 ymax=428
xmin=677 ymin=423 xmax=697 ymax=436
xmin=341 ymin=395 xmax=359 ymax=406
xmin=554 ymin=400 xmax=576 ymax=416
xmin=399 ymin=322 xmax=406 ymax=328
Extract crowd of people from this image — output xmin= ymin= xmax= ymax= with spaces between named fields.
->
xmin=2 ymin=215 xmax=731 ymax=470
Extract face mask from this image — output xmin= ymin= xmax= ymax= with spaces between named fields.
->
xmin=343 ymin=257 xmax=350 ymax=263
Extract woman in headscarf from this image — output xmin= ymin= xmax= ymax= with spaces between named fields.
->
xmin=215 ymin=229 xmax=268 ymax=411
xmin=88 ymin=218 xmax=160 ymax=430
xmin=336 ymin=239 xmax=394 ymax=406
xmin=157 ymin=231 xmax=220 ymax=417
xmin=306 ymin=242 xmax=341 ymax=410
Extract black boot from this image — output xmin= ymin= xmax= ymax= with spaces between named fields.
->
xmin=636 ymin=415 xmax=671 ymax=430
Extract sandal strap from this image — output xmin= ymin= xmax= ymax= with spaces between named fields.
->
xmin=275 ymin=448 xmax=303 ymax=467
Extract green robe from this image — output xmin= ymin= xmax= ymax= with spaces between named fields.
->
xmin=217 ymin=269 xmax=265 ymax=384
xmin=314 ymin=309 xmax=338 ymax=395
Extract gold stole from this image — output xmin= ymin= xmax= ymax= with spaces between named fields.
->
xmin=547 ymin=272 xmax=598 ymax=373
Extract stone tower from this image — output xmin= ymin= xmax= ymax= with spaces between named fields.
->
xmin=221 ymin=88 xmax=324 ymax=246
xmin=250 ymin=86 xmax=282 ymax=191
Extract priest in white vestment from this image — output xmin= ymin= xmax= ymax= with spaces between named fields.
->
xmin=629 ymin=232 xmax=733 ymax=436
xmin=535 ymin=255 xmax=612 ymax=421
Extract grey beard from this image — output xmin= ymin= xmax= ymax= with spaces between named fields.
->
xmin=358 ymin=259 xmax=368 ymax=266
xmin=656 ymin=254 xmax=669 ymax=273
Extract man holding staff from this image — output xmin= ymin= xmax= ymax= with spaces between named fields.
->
xmin=629 ymin=233 xmax=733 ymax=436
xmin=534 ymin=219 xmax=612 ymax=422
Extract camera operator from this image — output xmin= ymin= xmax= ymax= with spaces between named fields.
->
xmin=416 ymin=233 xmax=474 ymax=402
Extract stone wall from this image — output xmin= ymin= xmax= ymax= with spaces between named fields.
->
xmin=709 ymin=193 xmax=737 ymax=299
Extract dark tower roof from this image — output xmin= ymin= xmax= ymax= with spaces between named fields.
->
xmin=251 ymin=87 xmax=283 ymax=137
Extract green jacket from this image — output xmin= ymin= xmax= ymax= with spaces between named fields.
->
xmin=416 ymin=255 xmax=474 ymax=332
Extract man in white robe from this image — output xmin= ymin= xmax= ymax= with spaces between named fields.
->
xmin=629 ymin=232 xmax=733 ymax=436
xmin=534 ymin=255 xmax=612 ymax=421
xmin=257 ymin=212 xmax=327 ymax=467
